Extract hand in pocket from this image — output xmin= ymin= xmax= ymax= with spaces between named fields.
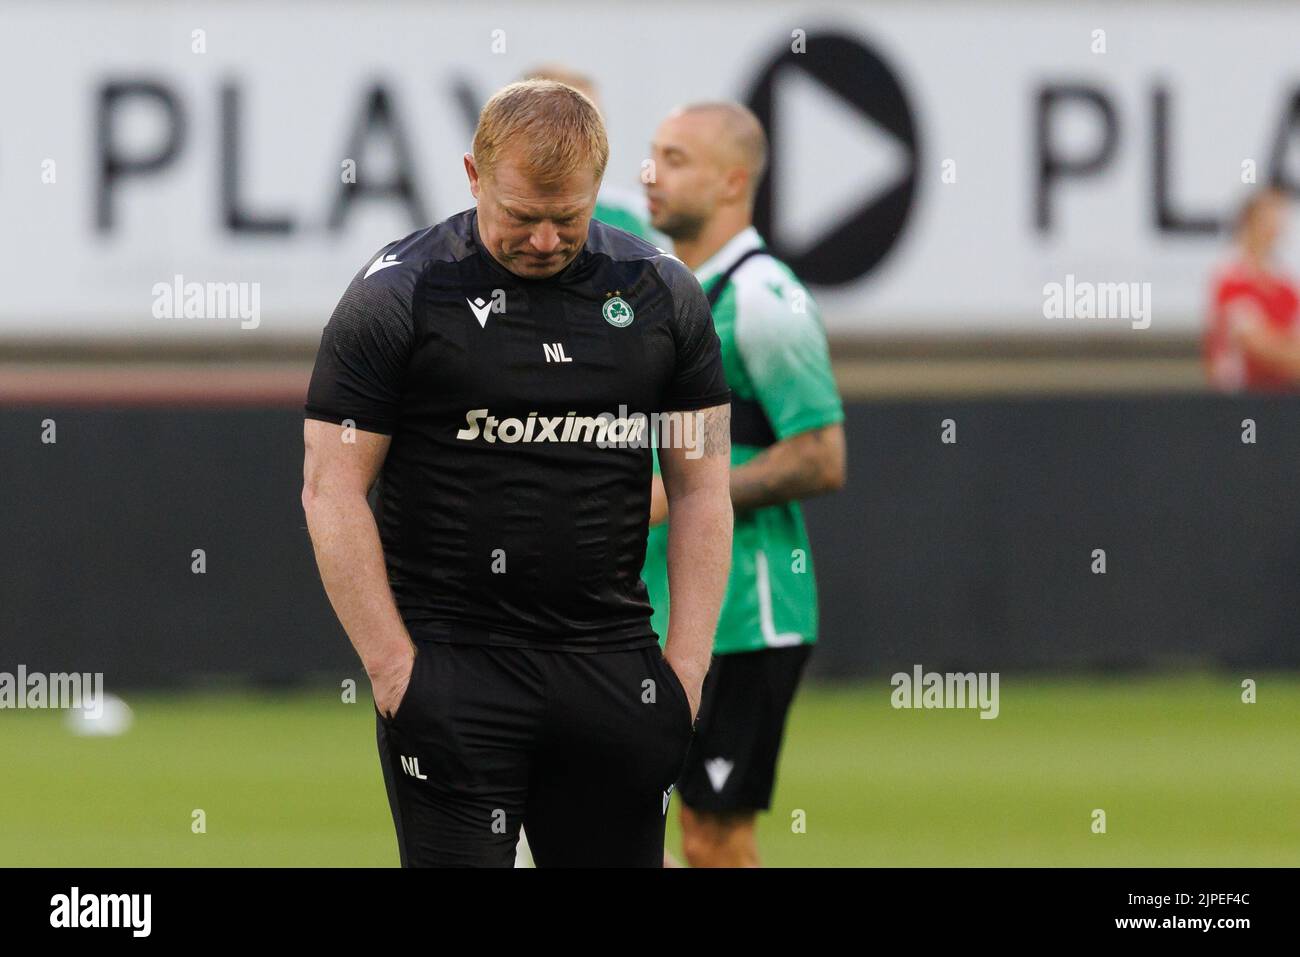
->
xmin=662 ymin=654 xmax=700 ymax=725
xmin=372 ymin=646 xmax=417 ymax=721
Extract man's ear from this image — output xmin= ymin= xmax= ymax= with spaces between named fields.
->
xmin=723 ymin=165 xmax=749 ymax=204
xmin=464 ymin=153 xmax=481 ymax=198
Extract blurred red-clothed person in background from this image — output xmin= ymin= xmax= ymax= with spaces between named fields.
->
xmin=1206 ymin=188 xmax=1300 ymax=392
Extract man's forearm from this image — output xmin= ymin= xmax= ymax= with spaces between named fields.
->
xmin=732 ymin=425 xmax=850 ymax=512
xmin=731 ymin=447 xmax=822 ymax=511
xmin=303 ymin=490 xmax=413 ymax=677
xmin=663 ymin=485 xmax=732 ymax=689
xmin=1230 ymin=306 xmax=1300 ymax=381
xmin=1241 ymin=334 xmax=1300 ymax=380
xmin=655 ymin=432 xmax=842 ymax=524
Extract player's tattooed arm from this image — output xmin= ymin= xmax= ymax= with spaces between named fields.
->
xmin=730 ymin=422 xmax=846 ymax=512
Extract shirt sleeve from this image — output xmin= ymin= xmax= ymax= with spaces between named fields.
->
xmin=651 ymin=254 xmax=731 ymax=411
xmin=734 ymin=271 xmax=844 ymax=440
xmin=303 ymin=250 xmax=416 ymax=435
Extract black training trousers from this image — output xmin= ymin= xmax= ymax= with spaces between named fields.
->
xmin=375 ymin=639 xmax=695 ymax=867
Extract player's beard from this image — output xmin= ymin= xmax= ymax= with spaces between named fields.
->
xmin=653 ymin=207 xmax=708 ymax=243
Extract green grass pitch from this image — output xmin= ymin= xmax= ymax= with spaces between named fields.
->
xmin=2 ymin=673 xmax=1296 ymax=866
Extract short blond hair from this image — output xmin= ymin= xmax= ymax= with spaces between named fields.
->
xmin=472 ymin=80 xmax=609 ymax=188
xmin=520 ymin=65 xmax=597 ymax=103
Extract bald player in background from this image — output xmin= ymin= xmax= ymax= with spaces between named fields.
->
xmin=522 ymin=64 xmax=666 ymax=246
xmin=641 ymin=103 xmax=846 ymax=867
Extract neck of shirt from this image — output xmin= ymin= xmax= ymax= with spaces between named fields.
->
xmin=693 ymin=226 xmax=765 ymax=287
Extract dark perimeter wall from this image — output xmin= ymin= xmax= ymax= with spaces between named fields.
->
xmin=3 ymin=396 xmax=1297 ymax=688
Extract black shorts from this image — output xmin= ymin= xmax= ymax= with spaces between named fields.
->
xmin=677 ymin=644 xmax=812 ymax=814
xmin=375 ymin=639 xmax=694 ymax=867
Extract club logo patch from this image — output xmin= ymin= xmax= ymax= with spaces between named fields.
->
xmin=602 ymin=296 xmax=634 ymax=327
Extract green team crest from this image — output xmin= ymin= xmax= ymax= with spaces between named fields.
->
xmin=602 ymin=296 xmax=634 ymax=327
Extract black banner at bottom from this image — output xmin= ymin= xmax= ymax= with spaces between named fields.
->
xmin=0 ymin=867 xmax=1278 ymax=942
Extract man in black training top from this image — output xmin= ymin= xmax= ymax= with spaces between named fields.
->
xmin=301 ymin=80 xmax=733 ymax=867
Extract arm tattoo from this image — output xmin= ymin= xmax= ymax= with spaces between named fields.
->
xmin=700 ymin=404 xmax=731 ymax=458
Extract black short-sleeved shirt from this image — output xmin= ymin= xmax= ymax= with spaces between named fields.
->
xmin=305 ymin=208 xmax=730 ymax=651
